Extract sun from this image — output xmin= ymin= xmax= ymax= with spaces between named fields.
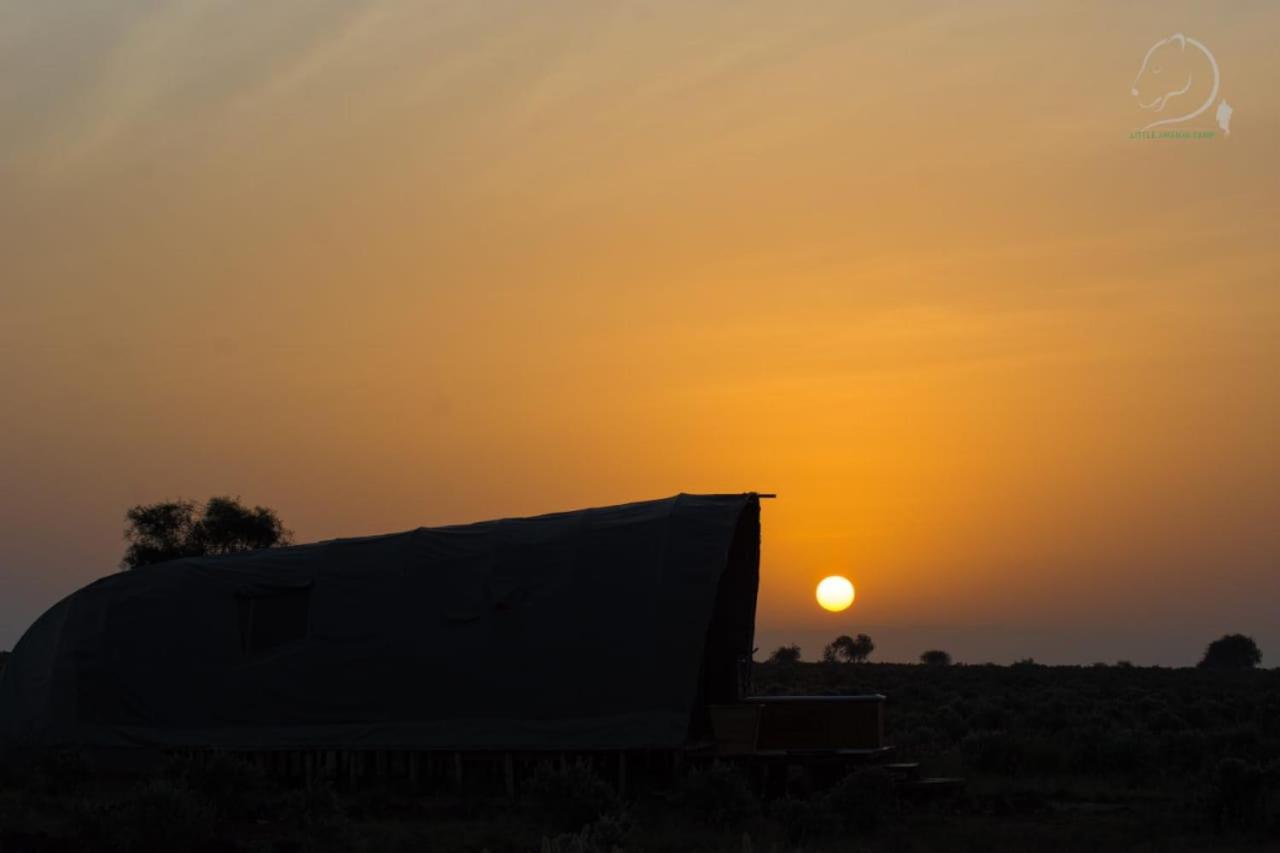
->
xmin=816 ymin=576 xmax=855 ymax=612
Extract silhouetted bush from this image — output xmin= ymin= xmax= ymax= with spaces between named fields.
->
xmin=670 ymin=762 xmax=759 ymax=824
xmin=540 ymin=807 xmax=629 ymax=853
xmin=1206 ymin=757 xmax=1266 ymax=831
xmin=962 ymin=730 xmax=1021 ymax=774
xmin=527 ymin=761 xmax=619 ymax=833
xmin=770 ymin=795 xmax=840 ymax=846
xmin=26 ymin=749 xmax=95 ymax=797
xmin=274 ymin=779 xmax=358 ymax=853
xmin=766 ymin=644 xmax=801 ymax=665
xmin=587 ymin=808 xmax=630 ymax=849
xmin=75 ymin=779 xmax=217 ymax=853
xmin=920 ymin=649 xmax=953 ymax=666
xmin=1199 ymin=634 xmax=1263 ymax=671
xmin=166 ymin=751 xmax=271 ymax=820
xmin=279 ymin=778 xmax=346 ymax=827
xmin=824 ymin=767 xmax=895 ymax=832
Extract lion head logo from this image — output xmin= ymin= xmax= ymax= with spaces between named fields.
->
xmin=1131 ymin=33 xmax=1232 ymax=134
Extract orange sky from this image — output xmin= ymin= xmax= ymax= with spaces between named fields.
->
xmin=2 ymin=1 xmax=1278 ymax=663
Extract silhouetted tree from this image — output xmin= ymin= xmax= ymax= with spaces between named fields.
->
xmin=766 ymin=644 xmax=802 ymax=665
xmin=849 ymin=633 xmax=875 ymax=663
xmin=1198 ymin=634 xmax=1262 ymax=671
xmin=920 ymin=649 xmax=952 ymax=666
xmin=826 ymin=634 xmax=874 ymax=663
xmin=828 ymin=635 xmax=855 ymax=662
xmin=121 ymin=496 xmax=292 ymax=569
xmin=821 ymin=642 xmax=840 ymax=664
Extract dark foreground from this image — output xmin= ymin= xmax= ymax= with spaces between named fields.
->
xmin=3 ymin=662 xmax=1279 ymax=852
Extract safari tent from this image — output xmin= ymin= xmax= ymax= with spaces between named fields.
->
xmin=0 ymin=493 xmax=762 ymax=753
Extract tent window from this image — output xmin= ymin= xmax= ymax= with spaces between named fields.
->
xmin=238 ymin=587 xmax=310 ymax=654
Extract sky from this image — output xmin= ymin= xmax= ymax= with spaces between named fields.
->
xmin=2 ymin=1 xmax=1278 ymax=664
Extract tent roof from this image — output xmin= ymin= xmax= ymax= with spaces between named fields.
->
xmin=1 ymin=493 xmax=761 ymax=751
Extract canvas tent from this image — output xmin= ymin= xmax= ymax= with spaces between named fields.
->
xmin=0 ymin=493 xmax=761 ymax=753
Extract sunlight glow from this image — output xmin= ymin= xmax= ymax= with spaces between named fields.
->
xmin=816 ymin=576 xmax=855 ymax=612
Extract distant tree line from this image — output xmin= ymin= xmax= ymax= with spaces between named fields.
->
xmin=763 ymin=634 xmax=877 ymax=665
xmin=758 ymin=633 xmax=1264 ymax=670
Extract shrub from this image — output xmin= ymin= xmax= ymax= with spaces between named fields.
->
xmin=167 ymin=751 xmax=271 ymax=820
xmin=587 ymin=808 xmax=630 ymax=850
xmin=527 ymin=761 xmax=619 ymax=834
xmin=77 ymin=779 xmax=217 ymax=853
xmin=1206 ymin=757 xmax=1266 ymax=831
xmin=670 ymin=762 xmax=759 ymax=824
xmin=278 ymin=778 xmax=346 ymax=826
xmin=540 ymin=812 xmax=629 ymax=853
xmin=1199 ymin=635 xmax=1262 ymax=671
xmin=766 ymin=645 xmax=802 ymax=665
xmin=272 ymin=780 xmax=357 ymax=853
xmin=962 ymin=731 xmax=1021 ymax=774
xmin=770 ymin=795 xmax=840 ymax=846
xmin=1095 ymin=728 xmax=1151 ymax=776
xmin=26 ymin=749 xmax=95 ymax=796
xmin=823 ymin=767 xmax=895 ymax=832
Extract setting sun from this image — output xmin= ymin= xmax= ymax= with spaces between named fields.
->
xmin=816 ymin=576 xmax=856 ymax=612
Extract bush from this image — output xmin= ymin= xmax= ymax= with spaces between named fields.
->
xmin=76 ymin=779 xmax=217 ymax=853
xmin=1200 ymin=635 xmax=1262 ymax=671
xmin=26 ymin=749 xmax=95 ymax=796
xmin=670 ymin=762 xmax=759 ymax=824
xmin=540 ymin=808 xmax=630 ymax=853
xmin=766 ymin=645 xmax=802 ymax=665
xmin=823 ymin=767 xmax=895 ymax=832
xmin=770 ymin=795 xmax=840 ymax=846
xmin=272 ymin=780 xmax=357 ymax=853
xmin=959 ymin=730 xmax=1072 ymax=776
xmin=167 ymin=751 xmax=272 ymax=820
xmin=962 ymin=731 xmax=1021 ymax=774
xmin=278 ymin=778 xmax=346 ymax=827
xmin=527 ymin=761 xmax=619 ymax=834
xmin=1206 ymin=757 xmax=1267 ymax=831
